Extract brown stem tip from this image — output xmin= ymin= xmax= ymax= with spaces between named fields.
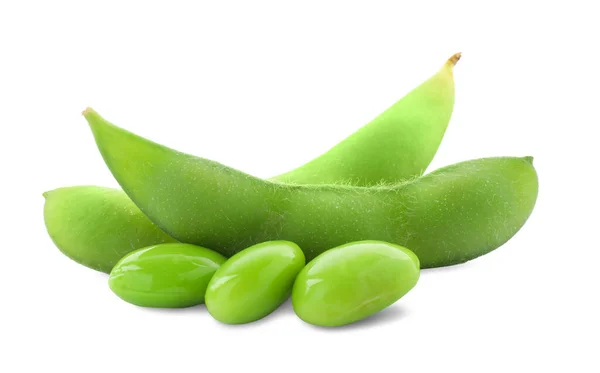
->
xmin=447 ymin=52 xmax=462 ymax=66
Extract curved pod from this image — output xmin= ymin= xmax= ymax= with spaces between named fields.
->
xmin=272 ymin=53 xmax=460 ymax=185
xmin=43 ymin=186 xmax=176 ymax=273
xmin=48 ymin=53 xmax=459 ymax=272
xmin=85 ymin=109 xmax=538 ymax=268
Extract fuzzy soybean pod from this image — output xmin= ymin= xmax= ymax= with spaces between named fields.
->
xmin=45 ymin=54 xmax=458 ymax=272
xmin=43 ymin=186 xmax=177 ymax=273
xmin=272 ymin=53 xmax=460 ymax=185
xmin=84 ymin=108 xmax=538 ymax=268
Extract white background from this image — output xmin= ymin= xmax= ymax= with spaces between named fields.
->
xmin=1 ymin=1 xmax=598 ymax=372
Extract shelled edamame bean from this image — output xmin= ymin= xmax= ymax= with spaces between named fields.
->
xmin=293 ymin=241 xmax=420 ymax=327
xmin=109 ymin=243 xmax=226 ymax=308
xmin=205 ymin=241 xmax=305 ymax=324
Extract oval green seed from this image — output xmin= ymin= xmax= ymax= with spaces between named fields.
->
xmin=205 ymin=241 xmax=305 ymax=324
xmin=292 ymin=241 xmax=420 ymax=327
xmin=84 ymin=110 xmax=538 ymax=268
xmin=43 ymin=186 xmax=177 ymax=273
xmin=109 ymin=243 xmax=226 ymax=308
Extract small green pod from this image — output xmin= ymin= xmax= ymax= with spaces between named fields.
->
xmin=43 ymin=186 xmax=177 ymax=273
xmin=292 ymin=241 xmax=420 ymax=327
xmin=205 ymin=241 xmax=305 ymax=324
xmin=109 ymin=243 xmax=226 ymax=308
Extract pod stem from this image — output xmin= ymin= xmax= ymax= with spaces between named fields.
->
xmin=447 ymin=52 xmax=462 ymax=67
xmin=82 ymin=107 xmax=97 ymax=118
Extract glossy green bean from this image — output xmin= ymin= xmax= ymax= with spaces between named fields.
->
xmin=205 ymin=241 xmax=305 ymax=324
xmin=109 ymin=243 xmax=226 ymax=308
xmin=292 ymin=240 xmax=420 ymax=327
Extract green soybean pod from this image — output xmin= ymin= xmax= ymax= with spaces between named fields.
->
xmin=292 ymin=240 xmax=420 ymax=327
xmin=205 ymin=241 xmax=305 ymax=324
xmin=84 ymin=110 xmax=538 ymax=268
xmin=272 ymin=53 xmax=460 ymax=185
xmin=46 ymin=54 xmax=459 ymax=272
xmin=109 ymin=243 xmax=226 ymax=308
xmin=43 ymin=186 xmax=177 ymax=273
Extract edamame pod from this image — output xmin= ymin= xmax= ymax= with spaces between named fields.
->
xmin=84 ymin=109 xmax=538 ymax=268
xmin=273 ymin=53 xmax=460 ymax=185
xmin=205 ymin=241 xmax=305 ymax=324
xmin=109 ymin=243 xmax=226 ymax=308
xmin=292 ymin=241 xmax=420 ymax=327
xmin=43 ymin=186 xmax=177 ymax=273
xmin=46 ymin=54 xmax=458 ymax=270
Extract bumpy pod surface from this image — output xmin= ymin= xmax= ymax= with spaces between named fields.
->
xmin=43 ymin=186 xmax=176 ymax=273
xmin=85 ymin=109 xmax=538 ymax=268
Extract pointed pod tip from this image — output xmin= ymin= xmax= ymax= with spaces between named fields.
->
xmin=523 ymin=156 xmax=534 ymax=165
xmin=82 ymin=107 xmax=95 ymax=117
xmin=447 ymin=52 xmax=462 ymax=67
